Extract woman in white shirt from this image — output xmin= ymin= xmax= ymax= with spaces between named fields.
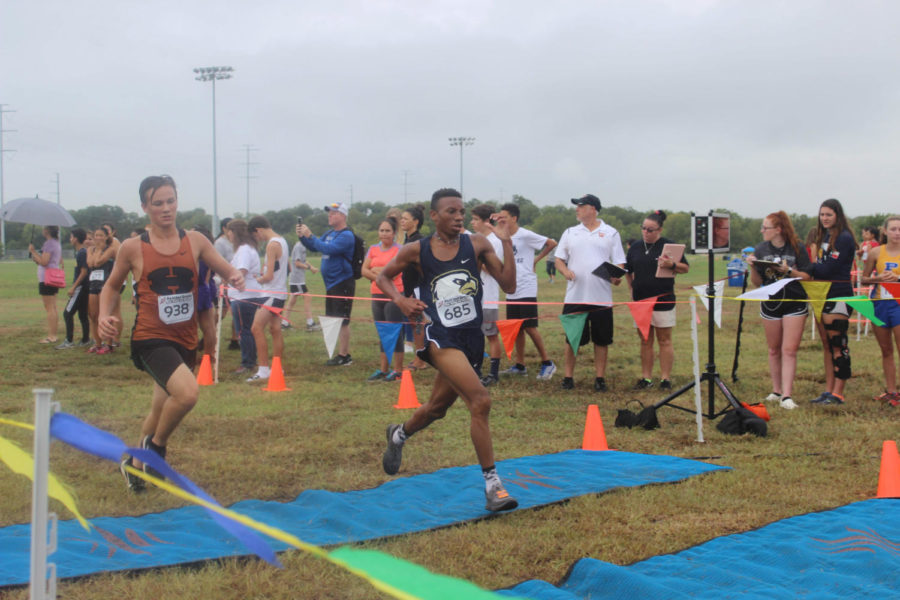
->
xmin=226 ymin=219 xmax=263 ymax=374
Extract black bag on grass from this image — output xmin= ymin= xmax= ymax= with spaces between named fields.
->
xmin=716 ymin=406 xmax=767 ymax=437
xmin=615 ymin=401 xmax=660 ymax=430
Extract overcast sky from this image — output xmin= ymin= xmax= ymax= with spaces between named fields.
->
xmin=2 ymin=1 xmax=899 ymax=220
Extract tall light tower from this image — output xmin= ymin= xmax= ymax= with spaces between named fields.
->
xmin=193 ymin=66 xmax=234 ymax=236
xmin=448 ymin=137 xmax=475 ymax=199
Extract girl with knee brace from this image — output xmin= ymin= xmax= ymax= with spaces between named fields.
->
xmin=808 ymin=199 xmax=857 ymax=405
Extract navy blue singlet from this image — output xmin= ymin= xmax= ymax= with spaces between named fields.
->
xmin=418 ymin=234 xmax=484 ymax=331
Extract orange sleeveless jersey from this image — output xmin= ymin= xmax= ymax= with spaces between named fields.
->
xmin=132 ymin=230 xmax=199 ymax=349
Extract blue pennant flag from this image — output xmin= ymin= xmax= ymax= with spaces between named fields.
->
xmin=49 ymin=412 xmax=281 ymax=567
xmin=374 ymin=321 xmax=404 ymax=367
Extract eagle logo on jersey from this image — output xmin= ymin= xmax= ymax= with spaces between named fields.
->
xmin=431 ymin=270 xmax=479 ymax=301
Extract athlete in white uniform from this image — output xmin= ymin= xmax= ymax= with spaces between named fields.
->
xmin=248 ymin=216 xmax=289 ymax=383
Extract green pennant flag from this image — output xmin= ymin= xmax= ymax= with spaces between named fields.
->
xmin=329 ymin=547 xmax=525 ymax=600
xmin=559 ymin=311 xmax=588 ymax=356
xmin=830 ymin=295 xmax=885 ymax=327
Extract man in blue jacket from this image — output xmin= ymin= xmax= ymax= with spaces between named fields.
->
xmin=297 ymin=202 xmax=356 ymax=365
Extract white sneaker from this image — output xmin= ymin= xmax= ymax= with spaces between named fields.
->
xmin=247 ymin=368 xmax=271 ymax=383
xmin=404 ymin=343 xmax=414 ymax=354
xmin=537 ymin=361 xmax=557 ymax=381
xmin=764 ymin=392 xmax=782 ymax=402
xmin=780 ymin=396 xmax=798 ymax=410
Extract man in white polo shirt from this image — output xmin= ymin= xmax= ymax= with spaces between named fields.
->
xmin=554 ymin=194 xmax=626 ymax=391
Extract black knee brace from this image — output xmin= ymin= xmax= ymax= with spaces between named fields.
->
xmin=825 ymin=319 xmax=851 ymax=380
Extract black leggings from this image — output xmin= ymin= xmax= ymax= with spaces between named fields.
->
xmin=63 ymin=285 xmax=90 ymax=343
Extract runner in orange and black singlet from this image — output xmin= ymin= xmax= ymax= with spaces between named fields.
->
xmin=99 ymin=175 xmax=244 ymax=493
xmin=130 ymin=228 xmax=200 ymax=386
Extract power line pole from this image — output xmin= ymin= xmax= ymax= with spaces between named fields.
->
xmin=402 ymin=170 xmax=410 ymax=205
xmin=348 ymin=184 xmax=354 ymax=208
xmin=240 ymin=144 xmax=259 ymax=218
xmin=0 ymin=104 xmax=17 ymax=255
xmin=51 ymin=172 xmax=60 ymax=205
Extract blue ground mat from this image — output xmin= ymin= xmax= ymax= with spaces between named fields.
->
xmin=500 ymin=498 xmax=900 ymax=599
xmin=0 ymin=449 xmax=725 ymax=586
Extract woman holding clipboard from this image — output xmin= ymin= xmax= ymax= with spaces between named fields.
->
xmin=625 ymin=210 xmax=689 ymax=391
xmin=746 ymin=211 xmax=810 ymax=410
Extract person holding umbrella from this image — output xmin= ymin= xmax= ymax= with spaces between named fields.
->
xmin=1 ymin=195 xmax=78 ymax=344
xmin=28 ymin=226 xmax=63 ymax=343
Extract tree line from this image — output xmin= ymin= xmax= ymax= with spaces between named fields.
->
xmin=3 ymin=196 xmax=892 ymax=256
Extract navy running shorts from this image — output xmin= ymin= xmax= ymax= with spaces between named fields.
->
xmin=418 ymin=324 xmax=485 ymax=371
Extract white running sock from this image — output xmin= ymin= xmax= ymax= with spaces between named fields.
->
xmin=392 ymin=425 xmax=408 ymax=445
xmin=482 ymin=466 xmax=501 ymax=490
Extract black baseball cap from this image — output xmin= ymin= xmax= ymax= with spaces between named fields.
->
xmin=571 ymin=194 xmax=601 ymax=211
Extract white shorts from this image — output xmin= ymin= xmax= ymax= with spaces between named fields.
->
xmin=650 ymin=308 xmax=677 ymax=329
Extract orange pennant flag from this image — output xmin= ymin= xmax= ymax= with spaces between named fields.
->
xmin=627 ymin=298 xmax=657 ymax=341
xmin=262 ymin=303 xmax=283 ymax=318
xmin=495 ymin=319 xmax=525 ymax=359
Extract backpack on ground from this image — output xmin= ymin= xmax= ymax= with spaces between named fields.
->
xmin=615 ymin=400 xmax=661 ymax=430
xmin=716 ymin=405 xmax=767 ymax=437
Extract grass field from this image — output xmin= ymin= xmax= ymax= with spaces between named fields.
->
xmin=1 ymin=256 xmax=897 ymax=599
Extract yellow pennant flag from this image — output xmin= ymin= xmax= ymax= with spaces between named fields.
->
xmin=0 ymin=434 xmax=90 ymax=531
xmin=0 ymin=417 xmax=34 ymax=431
xmin=800 ymin=281 xmax=832 ymax=321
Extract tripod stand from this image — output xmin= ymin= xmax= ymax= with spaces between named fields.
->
xmin=653 ymin=249 xmax=741 ymax=419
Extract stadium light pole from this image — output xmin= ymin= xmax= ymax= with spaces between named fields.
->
xmin=448 ymin=137 xmax=475 ymax=199
xmin=193 ymin=66 xmax=233 ymax=236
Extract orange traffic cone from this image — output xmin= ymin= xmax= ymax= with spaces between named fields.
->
xmin=876 ymin=440 xmax=900 ymax=498
xmin=393 ymin=370 xmax=421 ymax=409
xmin=264 ymin=356 xmax=291 ymax=392
xmin=582 ymin=404 xmax=609 ymax=451
xmin=196 ymin=354 xmax=214 ymax=386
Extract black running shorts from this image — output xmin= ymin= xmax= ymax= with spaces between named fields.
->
xmin=131 ymin=339 xmax=197 ymax=392
xmin=562 ymin=304 xmax=614 ymax=347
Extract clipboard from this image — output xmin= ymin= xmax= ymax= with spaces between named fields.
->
xmin=751 ymin=259 xmax=782 ymax=271
xmin=592 ymin=261 xmax=627 ymax=281
xmin=655 ymin=243 xmax=685 ymax=278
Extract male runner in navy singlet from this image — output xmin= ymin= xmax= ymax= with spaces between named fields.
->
xmin=375 ymin=188 xmax=519 ymax=511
